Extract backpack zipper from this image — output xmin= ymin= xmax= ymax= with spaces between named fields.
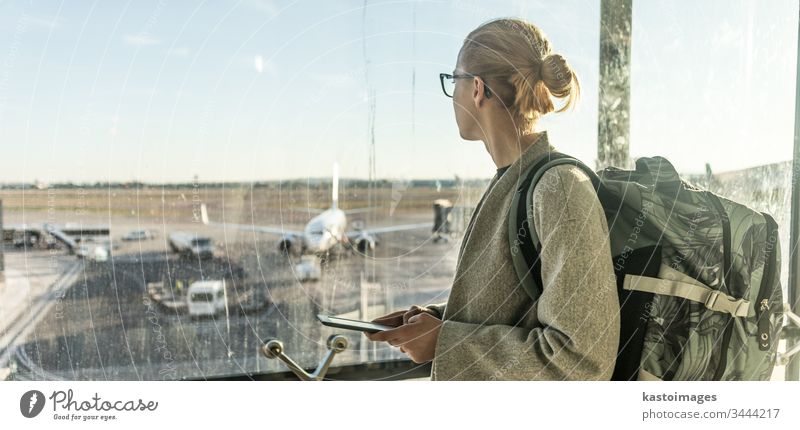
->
xmin=756 ymin=213 xmax=779 ymax=351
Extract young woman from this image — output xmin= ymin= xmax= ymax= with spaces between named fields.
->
xmin=365 ymin=17 xmax=620 ymax=381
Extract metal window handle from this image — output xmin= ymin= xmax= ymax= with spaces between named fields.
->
xmin=261 ymin=334 xmax=349 ymax=381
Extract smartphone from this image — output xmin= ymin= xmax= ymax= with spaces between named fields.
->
xmin=316 ymin=314 xmax=395 ymax=333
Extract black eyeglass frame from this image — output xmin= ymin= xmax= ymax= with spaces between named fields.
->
xmin=439 ymin=72 xmax=492 ymax=98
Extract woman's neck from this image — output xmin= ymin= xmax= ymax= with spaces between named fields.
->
xmin=484 ymin=129 xmax=543 ymax=168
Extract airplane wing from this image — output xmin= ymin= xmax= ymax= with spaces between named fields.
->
xmin=200 ymin=204 xmax=304 ymax=237
xmin=346 ymin=221 xmax=433 ymax=239
xmin=341 ymin=206 xmax=379 ymax=215
xmin=288 ymin=207 xmax=325 ymax=215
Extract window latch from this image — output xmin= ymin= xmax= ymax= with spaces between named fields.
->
xmin=261 ymin=335 xmax=348 ymax=381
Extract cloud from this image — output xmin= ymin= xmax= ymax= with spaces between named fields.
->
xmin=307 ymin=71 xmax=360 ymax=89
xmin=166 ymin=46 xmax=191 ymax=57
xmin=243 ymin=0 xmax=280 ymax=18
xmin=124 ymin=34 xmax=160 ymax=47
xmin=252 ymin=54 xmax=278 ymax=77
xmin=23 ymin=15 xmax=63 ymax=30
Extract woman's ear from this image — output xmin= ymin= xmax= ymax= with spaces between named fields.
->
xmin=472 ymin=77 xmax=492 ymax=109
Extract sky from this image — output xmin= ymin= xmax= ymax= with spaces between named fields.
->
xmin=0 ymin=0 xmax=797 ymax=183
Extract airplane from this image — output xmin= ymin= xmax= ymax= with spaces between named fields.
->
xmin=200 ymin=162 xmax=434 ymax=258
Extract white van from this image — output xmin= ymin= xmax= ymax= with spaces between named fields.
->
xmin=122 ymin=229 xmax=155 ymax=241
xmin=168 ymin=232 xmax=215 ymax=259
xmin=187 ymin=280 xmax=227 ymax=318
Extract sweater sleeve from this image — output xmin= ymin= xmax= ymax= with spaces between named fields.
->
xmin=431 ymin=165 xmax=620 ymax=380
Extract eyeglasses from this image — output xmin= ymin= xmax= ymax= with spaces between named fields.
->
xmin=439 ymin=72 xmax=492 ymax=98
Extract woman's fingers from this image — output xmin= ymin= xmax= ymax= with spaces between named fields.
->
xmin=372 ymin=309 xmax=406 ymax=321
xmin=366 ymin=306 xmax=432 ymax=336
xmin=403 ymin=305 xmax=428 ymax=325
xmin=371 ymin=309 xmax=407 ymax=327
xmin=372 ymin=315 xmax=403 ymax=327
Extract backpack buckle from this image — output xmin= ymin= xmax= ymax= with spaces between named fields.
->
xmin=704 ymin=290 xmax=750 ymax=317
xmin=705 ymin=290 xmax=721 ymax=310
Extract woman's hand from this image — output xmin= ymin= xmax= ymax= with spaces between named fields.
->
xmin=365 ymin=305 xmax=436 ymax=332
xmin=363 ymin=312 xmax=443 ymax=364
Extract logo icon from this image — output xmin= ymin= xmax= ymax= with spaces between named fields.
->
xmin=20 ymin=390 xmax=45 ymax=418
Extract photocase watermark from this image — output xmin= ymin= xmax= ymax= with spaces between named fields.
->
xmin=613 ymin=200 xmax=655 ymax=273
xmin=19 ymin=389 xmax=45 ymax=418
xmin=46 ymin=184 xmax=62 ymax=296
xmin=385 ymin=279 xmax=413 ymax=292
xmin=332 ymin=277 xmax=414 ymax=294
xmin=190 ymin=99 xmax=215 ymax=223
xmin=73 ymin=99 xmax=95 ymax=219
xmin=509 ymin=217 xmax=528 ymax=258
xmin=50 ymin=389 xmax=158 ymax=411
xmin=0 ymin=13 xmax=28 ymax=118
xmin=304 ymin=68 xmax=363 ymax=107
xmin=194 ymin=99 xmax=215 ymax=143
xmin=134 ymin=0 xmax=165 ymax=46
xmin=20 ymin=388 xmax=159 ymax=421
xmin=508 ymin=165 xmax=566 ymax=256
xmin=641 ymin=299 xmax=657 ymax=324
xmin=667 ymin=206 xmax=706 ymax=272
xmin=191 ymin=174 xmax=202 ymax=223
xmin=509 ymin=165 xmax=580 ymax=259
xmin=52 ymin=267 xmax=75 ymax=321
xmin=487 ymin=353 xmax=521 ymax=381
xmin=390 ymin=178 xmax=410 ymax=217
xmin=142 ymin=295 xmax=177 ymax=379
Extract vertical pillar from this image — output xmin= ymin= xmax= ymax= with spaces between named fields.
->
xmin=597 ymin=0 xmax=633 ymax=170
xmin=786 ymin=2 xmax=800 ymax=382
xmin=0 ymin=199 xmax=4 ymax=283
xmin=360 ymin=271 xmax=369 ymax=363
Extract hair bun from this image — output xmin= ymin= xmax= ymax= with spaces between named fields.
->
xmin=540 ymin=53 xmax=573 ymax=97
xmin=460 ymin=18 xmax=581 ymax=133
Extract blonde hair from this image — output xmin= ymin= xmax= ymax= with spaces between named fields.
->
xmin=458 ymin=18 xmax=581 ymax=134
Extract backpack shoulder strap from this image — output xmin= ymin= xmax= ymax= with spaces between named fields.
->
xmin=508 ymin=152 xmax=599 ymax=302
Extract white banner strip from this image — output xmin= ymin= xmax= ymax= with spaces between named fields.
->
xmin=0 ymin=381 xmax=797 ymax=429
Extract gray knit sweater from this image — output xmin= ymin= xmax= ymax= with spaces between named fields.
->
xmin=425 ymin=131 xmax=620 ymax=380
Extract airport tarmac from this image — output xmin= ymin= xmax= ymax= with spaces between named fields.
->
xmin=2 ymin=219 xmax=460 ymax=381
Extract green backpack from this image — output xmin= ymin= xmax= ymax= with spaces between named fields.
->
xmin=508 ymin=152 xmax=784 ymax=381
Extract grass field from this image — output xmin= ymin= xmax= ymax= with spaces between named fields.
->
xmin=0 ymin=183 xmax=482 ymax=225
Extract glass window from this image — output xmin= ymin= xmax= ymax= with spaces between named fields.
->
xmin=629 ymin=0 xmax=798 ymax=381
xmin=191 ymin=293 xmax=214 ymax=303
xmin=0 ymin=0 xmax=795 ymax=382
xmin=2 ymin=0 xmax=597 ymax=381
xmin=191 ymin=238 xmax=211 ymax=247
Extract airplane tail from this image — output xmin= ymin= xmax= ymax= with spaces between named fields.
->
xmin=332 ymin=161 xmax=339 ymax=210
xmin=200 ymin=203 xmax=209 ymax=225
xmin=331 ymin=161 xmax=376 ymax=214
